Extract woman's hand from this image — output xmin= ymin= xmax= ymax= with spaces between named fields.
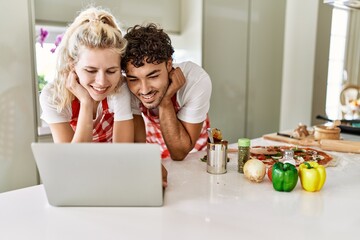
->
xmin=66 ymin=71 xmax=92 ymax=103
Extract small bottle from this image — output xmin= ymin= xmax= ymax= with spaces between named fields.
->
xmin=238 ymin=138 xmax=250 ymax=173
xmin=282 ymin=149 xmax=296 ymax=166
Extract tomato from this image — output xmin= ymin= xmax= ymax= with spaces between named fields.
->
xmin=257 ymin=154 xmax=266 ymax=160
xmin=267 ymin=165 xmax=273 ymax=182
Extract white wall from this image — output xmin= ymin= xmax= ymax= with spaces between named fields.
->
xmin=346 ymin=10 xmax=360 ymax=85
xmin=312 ymin=3 xmax=332 ymax=126
xmin=170 ymin=0 xmax=203 ymax=65
xmin=280 ymin=0 xmax=320 ymax=131
xmin=0 ymin=0 xmax=38 ymax=192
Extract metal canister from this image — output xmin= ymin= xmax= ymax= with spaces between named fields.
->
xmin=206 ymin=142 xmax=227 ymax=174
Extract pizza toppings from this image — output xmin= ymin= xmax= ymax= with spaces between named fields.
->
xmin=250 ymin=147 xmax=279 ymax=155
xmin=250 ymin=145 xmax=333 ymax=167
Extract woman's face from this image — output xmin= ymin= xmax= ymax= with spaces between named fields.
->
xmin=74 ymin=47 xmax=121 ymax=102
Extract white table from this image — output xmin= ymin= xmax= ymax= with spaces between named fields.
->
xmin=1 ymin=137 xmax=360 ymax=240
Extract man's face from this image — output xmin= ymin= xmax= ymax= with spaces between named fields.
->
xmin=125 ymin=60 xmax=172 ymax=109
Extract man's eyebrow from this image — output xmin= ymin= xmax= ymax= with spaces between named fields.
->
xmin=126 ymin=69 xmax=161 ymax=78
xmin=125 ymin=74 xmax=137 ymax=78
xmin=146 ymin=69 xmax=161 ymax=77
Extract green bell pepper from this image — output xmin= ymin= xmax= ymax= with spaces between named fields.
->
xmin=272 ymin=162 xmax=298 ymax=192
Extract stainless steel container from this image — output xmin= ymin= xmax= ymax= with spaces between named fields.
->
xmin=206 ymin=142 xmax=227 ymax=174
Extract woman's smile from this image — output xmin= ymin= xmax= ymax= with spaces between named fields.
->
xmin=91 ymin=85 xmax=110 ymax=95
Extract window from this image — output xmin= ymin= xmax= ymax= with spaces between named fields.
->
xmin=35 ymin=25 xmax=65 ymax=91
xmin=35 ymin=24 xmax=65 ymax=136
xmin=325 ymin=8 xmax=349 ymax=119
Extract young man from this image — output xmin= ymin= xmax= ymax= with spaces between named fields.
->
xmin=121 ymin=23 xmax=212 ymax=160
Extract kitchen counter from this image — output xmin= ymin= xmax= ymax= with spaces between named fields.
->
xmin=0 ymin=137 xmax=359 ymax=240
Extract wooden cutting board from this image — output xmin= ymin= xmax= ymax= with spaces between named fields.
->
xmin=320 ymin=140 xmax=360 ymax=153
xmin=263 ymin=132 xmax=360 ymax=153
xmin=262 ymin=133 xmax=319 ymax=147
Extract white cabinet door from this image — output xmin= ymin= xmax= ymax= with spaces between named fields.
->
xmin=0 ymin=0 xmax=38 ymax=192
xmin=246 ymin=0 xmax=285 ymax=138
xmin=203 ymin=0 xmax=285 ymax=142
xmin=34 ymin=0 xmax=181 ymax=33
xmin=204 ymin=0 xmax=250 ymax=143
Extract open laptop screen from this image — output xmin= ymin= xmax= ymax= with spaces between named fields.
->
xmin=31 ymin=143 xmax=163 ymax=207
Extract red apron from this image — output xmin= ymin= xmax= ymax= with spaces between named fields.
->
xmin=140 ymin=95 xmax=210 ymax=159
xmin=70 ymin=98 xmax=114 ymax=142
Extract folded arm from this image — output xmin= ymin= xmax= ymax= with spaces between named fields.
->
xmin=159 ymin=99 xmax=203 ymax=160
xmin=49 ymin=100 xmax=93 ymax=143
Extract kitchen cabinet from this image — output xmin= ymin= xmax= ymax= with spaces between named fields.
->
xmin=34 ymin=0 xmax=181 ymax=33
xmin=0 ymin=0 xmax=39 ymax=192
xmin=203 ymin=0 xmax=286 ymax=142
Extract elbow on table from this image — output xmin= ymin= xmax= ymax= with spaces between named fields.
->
xmin=169 ymin=143 xmax=194 ymax=161
xmin=170 ymin=154 xmax=186 ymax=161
xmin=169 ymin=151 xmax=189 ymax=161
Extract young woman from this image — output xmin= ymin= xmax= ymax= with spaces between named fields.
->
xmin=40 ymin=7 xmax=134 ymax=143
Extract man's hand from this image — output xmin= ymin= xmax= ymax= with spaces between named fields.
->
xmin=162 ymin=164 xmax=168 ymax=188
xmin=163 ymin=67 xmax=186 ymax=101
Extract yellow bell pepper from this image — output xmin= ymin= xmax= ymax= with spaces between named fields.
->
xmin=299 ymin=161 xmax=326 ymax=192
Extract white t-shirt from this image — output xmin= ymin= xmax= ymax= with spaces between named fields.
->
xmin=40 ymin=83 xmax=133 ymax=124
xmin=131 ymin=61 xmax=212 ymax=123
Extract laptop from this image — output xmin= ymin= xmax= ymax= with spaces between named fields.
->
xmin=31 ymin=143 xmax=163 ymax=207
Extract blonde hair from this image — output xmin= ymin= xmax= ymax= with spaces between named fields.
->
xmin=51 ymin=6 xmax=127 ymax=112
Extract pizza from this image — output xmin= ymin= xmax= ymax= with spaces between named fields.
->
xmin=250 ymin=145 xmax=335 ymax=167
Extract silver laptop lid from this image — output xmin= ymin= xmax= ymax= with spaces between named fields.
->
xmin=31 ymin=143 xmax=163 ymax=207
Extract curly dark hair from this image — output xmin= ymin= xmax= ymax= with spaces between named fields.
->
xmin=121 ymin=23 xmax=174 ymax=71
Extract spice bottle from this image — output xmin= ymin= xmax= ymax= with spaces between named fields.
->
xmin=238 ymin=138 xmax=250 ymax=173
xmin=282 ymin=149 xmax=296 ymax=166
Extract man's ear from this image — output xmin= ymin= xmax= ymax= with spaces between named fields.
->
xmin=166 ymin=59 xmax=173 ymax=72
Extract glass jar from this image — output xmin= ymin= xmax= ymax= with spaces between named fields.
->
xmin=282 ymin=149 xmax=296 ymax=166
xmin=238 ymin=138 xmax=250 ymax=173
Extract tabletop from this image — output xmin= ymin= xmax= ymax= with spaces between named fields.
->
xmin=0 ymin=137 xmax=360 ymax=240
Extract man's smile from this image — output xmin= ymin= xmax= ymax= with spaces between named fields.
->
xmin=140 ymin=91 xmax=157 ymax=102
